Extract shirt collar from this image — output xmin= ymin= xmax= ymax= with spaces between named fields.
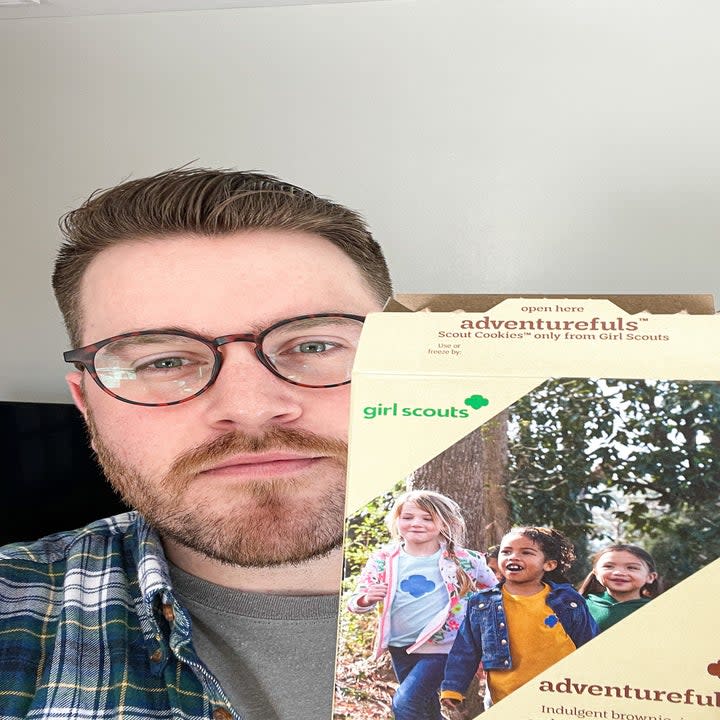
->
xmin=130 ymin=512 xmax=175 ymax=603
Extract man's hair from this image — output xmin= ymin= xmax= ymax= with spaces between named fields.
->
xmin=53 ymin=167 xmax=392 ymax=347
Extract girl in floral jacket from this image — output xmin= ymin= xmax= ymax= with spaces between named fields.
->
xmin=348 ymin=490 xmax=496 ymax=720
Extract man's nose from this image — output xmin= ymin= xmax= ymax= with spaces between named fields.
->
xmin=198 ymin=342 xmax=303 ymax=430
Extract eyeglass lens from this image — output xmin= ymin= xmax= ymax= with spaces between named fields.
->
xmin=93 ymin=316 xmax=363 ymax=404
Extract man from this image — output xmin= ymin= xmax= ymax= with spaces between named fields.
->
xmin=0 ymin=168 xmax=392 ymax=720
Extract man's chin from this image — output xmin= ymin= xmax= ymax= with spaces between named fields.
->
xmin=86 ymin=415 xmax=349 ymax=568
xmin=142 ymin=494 xmax=345 ymax=568
xmin=157 ymin=520 xmax=344 ymax=568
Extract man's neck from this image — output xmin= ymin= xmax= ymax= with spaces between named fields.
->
xmin=162 ymin=537 xmax=344 ymax=595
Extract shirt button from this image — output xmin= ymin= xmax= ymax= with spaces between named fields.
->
xmin=162 ymin=604 xmax=176 ymax=622
xmin=213 ymin=708 xmax=233 ymax=720
xmin=478 ymin=603 xmax=485 ymax=609
xmin=501 ymin=639 xmax=507 ymax=645
xmin=570 ymin=602 xmax=578 ymax=608
xmin=504 ymin=660 xmax=510 ymax=666
xmin=149 ymin=649 xmax=163 ymax=663
xmin=499 ymin=622 xmax=505 ymax=628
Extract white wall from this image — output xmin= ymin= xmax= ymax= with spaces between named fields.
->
xmin=2 ymin=0 xmax=720 ymax=402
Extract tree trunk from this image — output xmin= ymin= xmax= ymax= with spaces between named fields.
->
xmin=410 ymin=410 xmax=510 ymax=553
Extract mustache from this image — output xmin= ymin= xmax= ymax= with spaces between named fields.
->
xmin=169 ymin=426 xmax=348 ymax=477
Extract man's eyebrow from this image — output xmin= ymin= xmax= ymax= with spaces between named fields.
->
xmin=118 ymin=314 xmax=357 ymax=341
xmin=102 ymin=329 xmax=204 ymax=353
xmin=116 ymin=325 xmax=203 ymax=337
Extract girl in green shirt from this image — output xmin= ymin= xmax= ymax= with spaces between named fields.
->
xmin=578 ymin=544 xmax=660 ymax=631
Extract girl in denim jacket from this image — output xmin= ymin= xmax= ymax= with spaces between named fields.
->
xmin=441 ymin=527 xmax=598 ymax=708
xmin=348 ymin=490 xmax=496 ymax=720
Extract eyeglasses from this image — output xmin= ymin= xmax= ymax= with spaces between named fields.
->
xmin=64 ymin=313 xmax=365 ymax=407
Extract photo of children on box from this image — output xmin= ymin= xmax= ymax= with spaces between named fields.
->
xmin=334 ymin=377 xmax=720 ymax=719
xmin=347 ymin=490 xmax=497 ymax=720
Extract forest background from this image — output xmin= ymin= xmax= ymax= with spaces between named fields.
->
xmin=334 ymin=378 xmax=720 ymax=719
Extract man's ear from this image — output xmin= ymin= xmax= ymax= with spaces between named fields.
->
xmin=65 ymin=370 xmax=88 ymax=419
xmin=543 ymin=558 xmax=558 ymax=573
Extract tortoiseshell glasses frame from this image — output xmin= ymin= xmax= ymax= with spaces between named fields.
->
xmin=63 ymin=313 xmax=365 ymax=407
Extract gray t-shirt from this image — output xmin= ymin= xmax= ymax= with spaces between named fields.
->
xmin=169 ymin=563 xmax=339 ymax=720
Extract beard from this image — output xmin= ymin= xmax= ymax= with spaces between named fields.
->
xmin=86 ymin=411 xmax=348 ymax=568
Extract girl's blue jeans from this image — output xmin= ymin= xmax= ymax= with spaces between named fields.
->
xmin=387 ymin=645 xmax=447 ymax=720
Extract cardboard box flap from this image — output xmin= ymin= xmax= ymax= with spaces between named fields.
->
xmin=385 ymin=293 xmax=715 ymax=315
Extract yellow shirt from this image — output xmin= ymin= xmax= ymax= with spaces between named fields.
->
xmin=488 ymin=584 xmax=576 ymax=702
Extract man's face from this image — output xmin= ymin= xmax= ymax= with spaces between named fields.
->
xmin=66 ymin=230 xmax=383 ymax=567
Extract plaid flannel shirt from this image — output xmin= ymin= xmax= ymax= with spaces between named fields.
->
xmin=0 ymin=511 xmax=237 ymax=720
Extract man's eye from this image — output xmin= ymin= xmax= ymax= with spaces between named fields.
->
xmin=295 ymin=341 xmax=333 ymax=353
xmin=153 ymin=357 xmax=186 ymax=368
xmin=135 ymin=356 xmax=192 ymax=372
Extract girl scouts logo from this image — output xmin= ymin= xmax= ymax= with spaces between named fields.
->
xmin=362 ymin=395 xmax=489 ymax=420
